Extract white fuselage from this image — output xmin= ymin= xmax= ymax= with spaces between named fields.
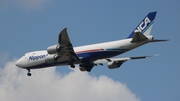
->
xmin=16 ymin=35 xmax=153 ymax=69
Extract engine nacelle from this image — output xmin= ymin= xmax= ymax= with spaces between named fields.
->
xmin=45 ymin=54 xmax=61 ymax=63
xmin=47 ymin=44 xmax=61 ymax=54
xmin=108 ymin=61 xmax=124 ymax=69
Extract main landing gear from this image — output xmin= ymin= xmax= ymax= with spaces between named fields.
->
xmin=69 ymin=59 xmax=75 ymax=68
xmin=27 ymin=69 xmax=32 ymax=76
xmin=70 ymin=64 xmax=75 ymax=68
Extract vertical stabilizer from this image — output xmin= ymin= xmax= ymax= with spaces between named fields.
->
xmin=127 ymin=12 xmax=157 ymax=38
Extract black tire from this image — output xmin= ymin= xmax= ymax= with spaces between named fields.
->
xmin=71 ymin=65 xmax=75 ymax=68
xmin=27 ymin=73 xmax=31 ymax=76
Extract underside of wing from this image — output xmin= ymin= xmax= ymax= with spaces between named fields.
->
xmin=58 ymin=28 xmax=80 ymax=62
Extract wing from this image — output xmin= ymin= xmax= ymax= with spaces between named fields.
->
xmin=45 ymin=28 xmax=81 ymax=68
xmin=93 ymin=54 xmax=159 ymax=69
xmin=56 ymin=28 xmax=81 ymax=63
xmin=58 ymin=28 xmax=71 ymax=44
xmin=46 ymin=28 xmax=81 ymax=67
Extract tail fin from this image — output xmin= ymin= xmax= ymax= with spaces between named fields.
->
xmin=127 ymin=11 xmax=157 ymax=38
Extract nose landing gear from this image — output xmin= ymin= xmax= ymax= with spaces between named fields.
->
xmin=27 ymin=69 xmax=32 ymax=76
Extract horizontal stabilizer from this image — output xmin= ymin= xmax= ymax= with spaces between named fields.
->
xmin=149 ymin=39 xmax=169 ymax=42
xmin=130 ymin=54 xmax=160 ymax=59
xmin=131 ymin=32 xmax=148 ymax=43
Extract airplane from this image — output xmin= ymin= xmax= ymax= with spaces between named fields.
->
xmin=16 ymin=11 xmax=168 ymax=76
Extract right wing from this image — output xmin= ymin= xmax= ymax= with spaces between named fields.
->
xmin=93 ymin=54 xmax=159 ymax=69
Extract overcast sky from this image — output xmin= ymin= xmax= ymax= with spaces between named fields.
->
xmin=0 ymin=0 xmax=179 ymax=101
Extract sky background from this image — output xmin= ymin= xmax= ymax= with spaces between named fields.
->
xmin=0 ymin=0 xmax=179 ymax=101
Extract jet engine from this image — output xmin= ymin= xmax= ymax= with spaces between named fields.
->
xmin=108 ymin=61 xmax=124 ymax=69
xmin=45 ymin=54 xmax=61 ymax=63
xmin=47 ymin=44 xmax=61 ymax=54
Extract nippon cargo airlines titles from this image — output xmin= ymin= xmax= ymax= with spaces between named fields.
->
xmin=16 ymin=11 xmax=168 ymax=76
xmin=29 ymin=54 xmax=48 ymax=61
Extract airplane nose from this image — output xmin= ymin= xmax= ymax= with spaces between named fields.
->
xmin=16 ymin=56 xmax=24 ymax=68
xmin=15 ymin=59 xmax=22 ymax=67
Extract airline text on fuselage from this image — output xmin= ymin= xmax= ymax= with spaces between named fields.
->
xmin=29 ymin=54 xmax=48 ymax=61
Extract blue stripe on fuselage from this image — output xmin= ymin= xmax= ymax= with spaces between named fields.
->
xmin=77 ymin=50 xmax=125 ymax=61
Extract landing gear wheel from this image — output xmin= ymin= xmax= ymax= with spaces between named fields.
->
xmin=27 ymin=72 xmax=31 ymax=76
xmin=79 ymin=64 xmax=84 ymax=67
xmin=71 ymin=65 xmax=75 ymax=68
xmin=27 ymin=69 xmax=32 ymax=76
xmin=69 ymin=59 xmax=75 ymax=68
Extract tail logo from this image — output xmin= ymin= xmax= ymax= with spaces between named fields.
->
xmin=134 ymin=17 xmax=151 ymax=33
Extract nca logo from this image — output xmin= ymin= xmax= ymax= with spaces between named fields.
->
xmin=134 ymin=17 xmax=151 ymax=33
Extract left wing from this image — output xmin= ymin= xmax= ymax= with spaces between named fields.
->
xmin=93 ymin=54 xmax=159 ymax=69
xmin=46 ymin=28 xmax=81 ymax=67
xmin=57 ymin=28 xmax=81 ymax=65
